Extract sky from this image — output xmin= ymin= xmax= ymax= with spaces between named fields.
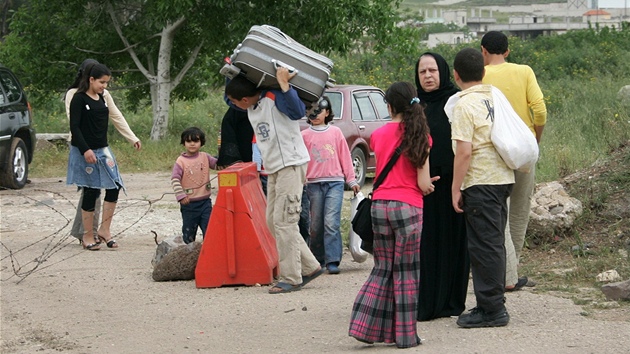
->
xmin=597 ymin=0 xmax=629 ymax=8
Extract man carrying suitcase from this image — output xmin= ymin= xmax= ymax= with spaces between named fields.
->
xmin=226 ymin=67 xmax=324 ymax=294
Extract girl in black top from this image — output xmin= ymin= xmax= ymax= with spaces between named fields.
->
xmin=67 ymin=63 xmax=124 ymax=250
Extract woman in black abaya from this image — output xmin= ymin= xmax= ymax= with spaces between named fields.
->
xmin=415 ymin=52 xmax=469 ymax=321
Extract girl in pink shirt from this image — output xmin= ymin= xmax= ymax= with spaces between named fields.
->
xmin=302 ymin=96 xmax=360 ymax=274
xmin=349 ymin=82 xmax=435 ymax=348
xmin=171 ymin=127 xmax=218 ymax=244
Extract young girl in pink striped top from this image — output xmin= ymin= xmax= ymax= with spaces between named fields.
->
xmin=301 ymin=96 xmax=360 ymax=274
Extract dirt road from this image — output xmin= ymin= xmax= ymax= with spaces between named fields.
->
xmin=1 ymin=173 xmax=629 ymax=353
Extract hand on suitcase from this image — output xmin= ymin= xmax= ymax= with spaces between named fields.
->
xmin=276 ymin=67 xmax=297 ymax=93
xmin=271 ymin=59 xmax=297 ymax=74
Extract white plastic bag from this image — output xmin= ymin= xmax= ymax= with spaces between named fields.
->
xmin=348 ymin=192 xmax=369 ymax=263
xmin=444 ymin=94 xmax=459 ymax=123
xmin=491 ymin=86 xmax=539 ymax=173
xmin=444 ymin=87 xmax=539 ymax=173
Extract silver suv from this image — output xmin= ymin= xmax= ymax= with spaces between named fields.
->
xmin=0 ymin=65 xmax=35 ymax=189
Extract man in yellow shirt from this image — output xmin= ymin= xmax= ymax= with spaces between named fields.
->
xmin=481 ymin=31 xmax=547 ymax=291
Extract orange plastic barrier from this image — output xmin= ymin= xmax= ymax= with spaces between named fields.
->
xmin=195 ymin=162 xmax=278 ymax=288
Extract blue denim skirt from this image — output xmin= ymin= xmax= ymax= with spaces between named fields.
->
xmin=66 ymin=146 xmax=125 ymax=192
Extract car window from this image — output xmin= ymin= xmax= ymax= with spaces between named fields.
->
xmin=0 ymin=89 xmax=5 ymax=105
xmin=354 ymin=94 xmax=377 ymax=121
xmin=370 ymin=92 xmax=390 ymax=120
xmin=0 ymin=70 xmax=22 ymax=104
xmin=351 ymin=95 xmax=360 ymax=121
xmin=326 ymin=91 xmax=342 ymax=120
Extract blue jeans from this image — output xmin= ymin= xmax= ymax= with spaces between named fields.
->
xmin=181 ymin=198 xmax=212 ymax=244
xmin=306 ymin=181 xmax=344 ymax=266
xmin=259 ymin=174 xmax=268 ymax=196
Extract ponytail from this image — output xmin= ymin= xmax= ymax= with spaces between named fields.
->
xmin=65 ymin=59 xmax=99 ymax=100
xmin=77 ymin=63 xmax=111 ymax=93
xmin=384 ymin=81 xmax=430 ymax=168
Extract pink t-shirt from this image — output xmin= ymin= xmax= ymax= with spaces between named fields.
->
xmin=370 ymin=122 xmax=432 ymax=208
xmin=301 ymin=125 xmax=357 ymax=187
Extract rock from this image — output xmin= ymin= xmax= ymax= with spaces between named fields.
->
xmin=601 ymin=279 xmax=630 ymax=301
xmin=152 ymin=235 xmax=202 ymax=281
xmin=36 ymin=133 xmax=70 ymax=141
xmin=596 ymin=269 xmax=621 ymax=282
xmin=571 ymin=243 xmax=594 ymax=257
xmin=617 ymin=85 xmax=630 ymax=106
xmin=602 ymin=195 xmax=630 ymax=221
xmin=36 ymin=133 xmax=70 ymax=150
xmin=528 ymin=181 xmax=583 ymax=236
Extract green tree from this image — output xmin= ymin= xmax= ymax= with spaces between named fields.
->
xmin=1 ymin=0 xmax=411 ymax=140
xmin=0 ymin=0 xmax=26 ymax=40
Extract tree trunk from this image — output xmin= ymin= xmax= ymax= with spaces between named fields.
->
xmin=107 ymin=2 xmax=197 ymax=141
xmin=149 ymin=24 xmax=176 ymax=140
xmin=149 ymin=82 xmax=171 ymax=140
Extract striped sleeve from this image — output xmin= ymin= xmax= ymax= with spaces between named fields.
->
xmin=171 ymin=161 xmax=186 ymax=201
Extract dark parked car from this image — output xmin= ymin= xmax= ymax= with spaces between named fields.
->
xmin=0 ymin=65 xmax=35 ymax=189
xmin=300 ymin=85 xmax=390 ymax=187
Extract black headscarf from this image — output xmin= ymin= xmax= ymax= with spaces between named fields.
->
xmin=414 ymin=52 xmax=459 ymax=173
xmin=414 ymin=52 xmax=459 ymax=102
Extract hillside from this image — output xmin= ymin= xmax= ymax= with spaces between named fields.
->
xmin=522 ymin=141 xmax=630 ymax=320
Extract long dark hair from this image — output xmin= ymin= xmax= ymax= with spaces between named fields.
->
xmin=384 ymin=81 xmax=430 ymax=168
xmin=77 ymin=63 xmax=111 ymax=93
xmin=64 ymin=59 xmax=99 ymax=101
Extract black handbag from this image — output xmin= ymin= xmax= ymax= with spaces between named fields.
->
xmin=351 ymin=145 xmax=403 ymax=254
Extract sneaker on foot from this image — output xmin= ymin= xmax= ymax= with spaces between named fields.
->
xmin=456 ymin=307 xmax=510 ymax=328
xmin=327 ymin=263 xmax=340 ymax=274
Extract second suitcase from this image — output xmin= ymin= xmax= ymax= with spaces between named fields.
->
xmin=222 ymin=25 xmax=334 ymax=104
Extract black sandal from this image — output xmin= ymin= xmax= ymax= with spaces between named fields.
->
xmin=82 ymin=242 xmax=100 ymax=251
xmin=98 ymin=236 xmax=118 ymax=248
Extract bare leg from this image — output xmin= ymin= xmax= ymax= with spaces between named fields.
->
xmin=81 ymin=210 xmax=100 ymax=250
xmin=97 ymin=201 xmax=118 ymax=248
xmin=71 ymin=193 xmax=101 ymax=241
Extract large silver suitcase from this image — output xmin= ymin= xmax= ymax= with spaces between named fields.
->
xmin=221 ymin=25 xmax=334 ymax=104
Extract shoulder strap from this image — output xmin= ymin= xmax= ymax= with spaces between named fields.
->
xmin=373 ymin=145 xmax=403 ymax=191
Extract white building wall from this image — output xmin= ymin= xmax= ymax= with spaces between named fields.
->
xmin=427 ymin=32 xmax=473 ymax=48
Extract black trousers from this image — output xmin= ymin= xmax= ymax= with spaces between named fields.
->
xmin=462 ymin=184 xmax=513 ymax=314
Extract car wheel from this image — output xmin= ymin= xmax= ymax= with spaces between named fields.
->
xmin=351 ymin=148 xmax=366 ymax=188
xmin=1 ymin=138 xmax=29 ymax=189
